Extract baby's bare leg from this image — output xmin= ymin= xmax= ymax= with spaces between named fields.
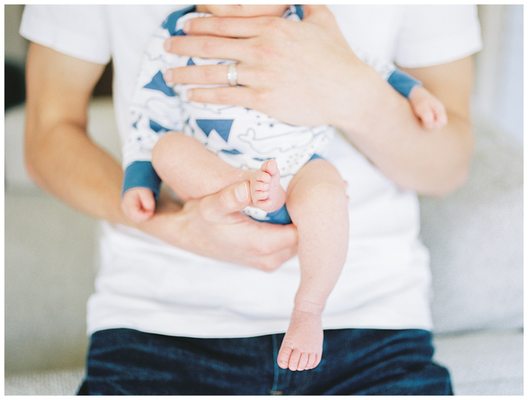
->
xmin=153 ymin=133 xmax=287 ymax=211
xmin=277 ymin=159 xmax=349 ymax=371
xmin=152 ymin=133 xmax=248 ymax=201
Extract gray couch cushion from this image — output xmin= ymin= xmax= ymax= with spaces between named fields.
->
xmin=420 ymin=119 xmax=523 ymax=333
xmin=5 ymin=192 xmax=96 ymax=372
xmin=5 ymin=100 xmax=113 ymax=373
xmin=434 ymin=329 xmax=523 ymax=395
xmin=5 ymin=367 xmax=85 ymax=395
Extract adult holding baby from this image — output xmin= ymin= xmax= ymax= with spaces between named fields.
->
xmin=22 ymin=4 xmax=481 ymax=395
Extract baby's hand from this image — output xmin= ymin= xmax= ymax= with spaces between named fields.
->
xmin=121 ymin=187 xmax=156 ymax=223
xmin=408 ymin=86 xmax=448 ymax=130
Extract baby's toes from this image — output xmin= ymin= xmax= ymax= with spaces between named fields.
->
xmin=297 ymin=352 xmax=310 ymax=371
xmin=256 ymin=198 xmax=273 ymax=209
xmin=308 ymin=352 xmax=321 ymax=370
xmin=288 ymin=349 xmax=302 ymax=371
xmin=253 ymin=191 xmax=269 ymax=201
xmin=262 ymin=159 xmax=279 ymax=176
xmin=255 ymin=170 xmax=271 ymax=183
xmin=254 ymin=181 xmax=269 ymax=193
xmin=277 ymin=345 xmax=293 ymax=369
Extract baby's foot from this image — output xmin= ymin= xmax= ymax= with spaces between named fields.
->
xmin=249 ymin=159 xmax=286 ymax=212
xmin=277 ymin=303 xmax=324 ymax=371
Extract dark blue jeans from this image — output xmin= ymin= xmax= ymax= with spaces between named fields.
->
xmin=77 ymin=328 xmax=453 ymax=395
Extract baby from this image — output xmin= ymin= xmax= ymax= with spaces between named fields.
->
xmin=122 ymin=4 xmax=447 ymax=371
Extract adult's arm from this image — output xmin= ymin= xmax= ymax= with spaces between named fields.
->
xmin=164 ymin=5 xmax=475 ymax=196
xmin=24 ymin=43 xmax=297 ymax=271
xmin=338 ymin=56 xmax=474 ymax=197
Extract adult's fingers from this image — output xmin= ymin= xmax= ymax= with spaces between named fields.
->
xmin=183 ymin=16 xmax=277 ymax=38
xmin=164 ymin=35 xmax=249 ymax=61
xmin=255 ymin=246 xmax=297 ymax=272
xmin=165 ymin=63 xmax=255 ymax=86
xmin=188 ymin=86 xmax=256 ymax=109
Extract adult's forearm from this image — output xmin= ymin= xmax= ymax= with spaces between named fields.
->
xmin=333 ymin=67 xmax=473 ymax=197
xmin=25 ymin=121 xmax=133 ymax=225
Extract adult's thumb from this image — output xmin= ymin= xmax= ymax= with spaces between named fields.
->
xmin=303 ymin=5 xmax=334 ymax=24
xmin=199 ymin=181 xmax=251 ymax=222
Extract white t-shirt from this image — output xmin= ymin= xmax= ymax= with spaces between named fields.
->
xmin=20 ymin=5 xmax=482 ymax=338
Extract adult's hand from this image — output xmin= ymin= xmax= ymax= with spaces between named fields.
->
xmin=163 ymin=5 xmax=367 ymax=128
xmin=164 ymin=5 xmax=476 ymax=196
xmin=138 ymin=181 xmax=298 ymax=272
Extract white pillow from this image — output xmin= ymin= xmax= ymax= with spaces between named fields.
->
xmin=420 ymin=118 xmax=522 ymax=333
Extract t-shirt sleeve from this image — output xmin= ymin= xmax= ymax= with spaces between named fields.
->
xmin=19 ymin=5 xmax=111 ymax=65
xmin=394 ymin=5 xmax=482 ymax=68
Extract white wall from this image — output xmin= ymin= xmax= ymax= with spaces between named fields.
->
xmin=474 ymin=5 xmax=523 ymax=144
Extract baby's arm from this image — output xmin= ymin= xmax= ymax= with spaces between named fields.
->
xmin=357 ymin=50 xmax=447 ymax=130
xmin=122 ymin=27 xmax=185 ymax=223
xmin=387 ymin=69 xmax=447 ymax=130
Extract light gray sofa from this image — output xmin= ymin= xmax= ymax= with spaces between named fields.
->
xmin=5 ymin=98 xmax=523 ymax=395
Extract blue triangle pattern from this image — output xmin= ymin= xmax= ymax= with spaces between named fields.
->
xmin=187 ymin=58 xmax=196 ymax=66
xmin=196 ymin=119 xmax=234 ymax=142
xmin=149 ymin=119 xmax=171 ymax=133
xmin=143 ymin=71 xmax=176 ymax=97
xmin=294 ymin=5 xmax=304 ymax=20
xmin=161 ymin=6 xmax=196 ymax=35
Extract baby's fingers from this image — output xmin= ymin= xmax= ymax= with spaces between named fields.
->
xmin=138 ymin=190 xmax=156 ymax=213
xmin=416 ymin=106 xmax=435 ymax=130
xmin=432 ymin=102 xmax=448 ymax=129
xmin=122 ymin=189 xmax=155 ymax=223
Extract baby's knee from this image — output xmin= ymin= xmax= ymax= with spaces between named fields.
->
xmin=152 ymin=133 xmax=186 ymax=170
xmin=292 ymin=180 xmax=348 ymax=215
xmin=313 ymin=180 xmax=348 ymax=204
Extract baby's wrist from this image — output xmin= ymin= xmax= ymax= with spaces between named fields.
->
xmin=408 ymin=85 xmax=426 ymax=102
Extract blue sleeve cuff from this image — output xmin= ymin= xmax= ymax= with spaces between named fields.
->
xmin=122 ymin=161 xmax=161 ymax=199
xmin=387 ymin=69 xmax=421 ymax=98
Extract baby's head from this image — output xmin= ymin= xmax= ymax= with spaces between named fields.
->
xmin=198 ymin=4 xmax=289 ymax=17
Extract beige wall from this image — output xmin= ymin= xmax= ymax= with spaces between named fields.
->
xmin=5 ymin=5 xmax=26 ymax=63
